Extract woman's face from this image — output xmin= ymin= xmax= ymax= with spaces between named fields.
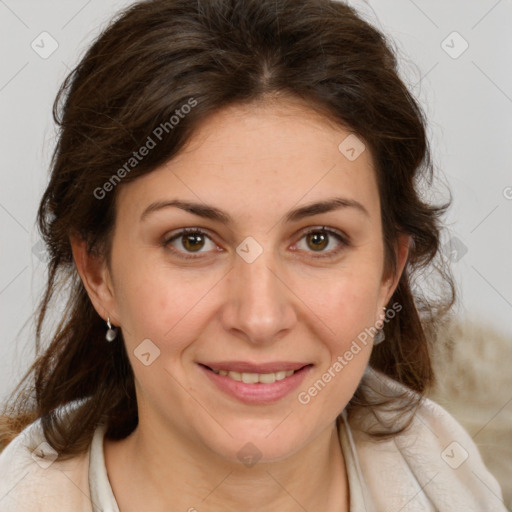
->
xmin=91 ymin=98 xmax=406 ymax=463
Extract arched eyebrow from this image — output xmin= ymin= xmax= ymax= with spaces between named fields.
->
xmin=140 ymin=197 xmax=369 ymax=224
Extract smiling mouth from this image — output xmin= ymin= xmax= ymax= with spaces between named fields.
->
xmin=199 ymin=364 xmax=312 ymax=384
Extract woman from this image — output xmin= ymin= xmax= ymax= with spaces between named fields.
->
xmin=0 ymin=0 xmax=506 ymax=510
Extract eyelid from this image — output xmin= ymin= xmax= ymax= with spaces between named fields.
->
xmin=163 ymin=225 xmax=350 ymax=259
xmin=291 ymin=225 xmax=350 ymax=258
xmin=296 ymin=225 xmax=349 ymax=245
xmin=163 ymin=227 xmax=219 ymax=259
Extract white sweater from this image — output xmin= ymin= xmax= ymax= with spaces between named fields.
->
xmin=0 ymin=369 xmax=507 ymax=511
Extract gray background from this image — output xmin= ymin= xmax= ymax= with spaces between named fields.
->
xmin=1 ymin=0 xmax=511 ymax=402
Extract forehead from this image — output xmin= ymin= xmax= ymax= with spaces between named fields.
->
xmin=175 ymin=98 xmax=373 ymax=171
xmin=116 ymin=98 xmax=380 ymax=224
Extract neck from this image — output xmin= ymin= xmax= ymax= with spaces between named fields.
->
xmin=105 ymin=416 xmax=349 ymax=512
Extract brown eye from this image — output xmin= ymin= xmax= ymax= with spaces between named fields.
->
xmin=306 ymin=231 xmax=329 ymax=251
xmin=181 ymin=232 xmax=205 ymax=252
xmin=164 ymin=228 xmax=217 ymax=259
xmin=295 ymin=226 xmax=349 ymax=259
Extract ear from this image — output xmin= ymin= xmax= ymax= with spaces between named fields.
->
xmin=378 ymin=233 xmax=411 ymax=311
xmin=70 ymin=234 xmax=119 ymax=325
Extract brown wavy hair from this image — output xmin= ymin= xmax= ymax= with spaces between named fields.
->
xmin=0 ymin=0 xmax=454 ymax=458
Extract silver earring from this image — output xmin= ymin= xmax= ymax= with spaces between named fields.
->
xmin=373 ymin=328 xmax=385 ymax=345
xmin=373 ymin=306 xmax=386 ymax=345
xmin=106 ymin=316 xmax=118 ymax=342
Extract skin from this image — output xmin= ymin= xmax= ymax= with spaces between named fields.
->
xmin=71 ymin=97 xmax=409 ymax=512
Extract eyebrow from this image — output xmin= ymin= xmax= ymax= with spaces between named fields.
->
xmin=140 ymin=197 xmax=370 ymax=224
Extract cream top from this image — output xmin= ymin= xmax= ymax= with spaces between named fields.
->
xmin=0 ymin=369 xmax=507 ymax=511
xmin=86 ymin=410 xmax=367 ymax=511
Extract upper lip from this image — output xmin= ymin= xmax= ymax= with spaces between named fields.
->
xmin=199 ymin=361 xmax=311 ymax=373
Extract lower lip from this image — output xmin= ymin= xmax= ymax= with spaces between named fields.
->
xmin=198 ymin=364 xmax=313 ymax=405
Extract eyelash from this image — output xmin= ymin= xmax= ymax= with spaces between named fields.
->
xmin=163 ymin=226 xmax=350 ymax=261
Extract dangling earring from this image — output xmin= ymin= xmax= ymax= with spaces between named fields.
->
xmin=105 ymin=316 xmax=118 ymax=342
xmin=373 ymin=306 xmax=386 ymax=345
xmin=373 ymin=328 xmax=385 ymax=345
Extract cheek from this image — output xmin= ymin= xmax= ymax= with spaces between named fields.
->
xmin=114 ymin=259 xmax=220 ymax=353
xmin=300 ymin=264 xmax=383 ymax=344
xmin=295 ymin=273 xmax=379 ymax=415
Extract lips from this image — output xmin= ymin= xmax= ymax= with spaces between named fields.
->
xmin=199 ymin=361 xmax=309 ymax=374
xmin=198 ymin=362 xmax=313 ymax=404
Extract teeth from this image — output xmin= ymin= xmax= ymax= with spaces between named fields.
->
xmin=211 ymin=368 xmax=296 ymax=383
xmin=259 ymin=373 xmax=276 ymax=384
xmin=242 ymin=373 xmax=259 ymax=384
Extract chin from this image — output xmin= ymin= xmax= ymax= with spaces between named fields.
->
xmin=201 ymin=420 xmax=314 ymax=466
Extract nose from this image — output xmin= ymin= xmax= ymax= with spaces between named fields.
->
xmin=219 ymin=246 xmax=297 ymax=346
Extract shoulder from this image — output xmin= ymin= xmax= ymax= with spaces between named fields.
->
xmin=347 ymin=368 xmax=507 ymax=511
xmin=0 ymin=415 xmax=93 ymax=512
